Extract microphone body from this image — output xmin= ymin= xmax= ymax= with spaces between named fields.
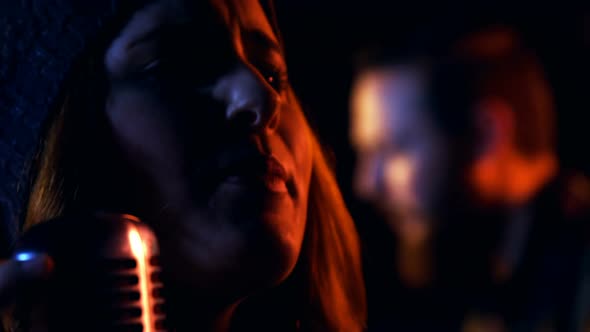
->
xmin=14 ymin=213 xmax=167 ymax=332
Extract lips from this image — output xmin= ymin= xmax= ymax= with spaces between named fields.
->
xmin=221 ymin=155 xmax=289 ymax=193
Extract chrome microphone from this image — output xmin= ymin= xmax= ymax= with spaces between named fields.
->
xmin=14 ymin=213 xmax=168 ymax=332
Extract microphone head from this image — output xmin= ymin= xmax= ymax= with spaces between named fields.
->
xmin=14 ymin=213 xmax=168 ymax=331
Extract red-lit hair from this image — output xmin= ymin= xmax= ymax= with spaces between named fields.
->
xmin=19 ymin=4 xmax=366 ymax=327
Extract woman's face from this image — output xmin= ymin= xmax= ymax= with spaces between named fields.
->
xmin=103 ymin=0 xmax=312 ymax=299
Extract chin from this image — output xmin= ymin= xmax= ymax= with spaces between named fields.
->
xmin=245 ymin=233 xmax=300 ymax=289
xmin=157 ymin=202 xmax=304 ymax=300
xmin=234 ymin=208 xmax=304 ymax=287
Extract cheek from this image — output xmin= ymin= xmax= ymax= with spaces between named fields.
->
xmin=278 ymin=101 xmax=311 ymax=177
xmin=276 ymin=105 xmax=313 ymax=236
xmin=106 ymin=91 xmax=181 ymax=168
xmin=105 ymin=91 xmax=189 ymax=203
xmin=288 ymin=110 xmax=312 ymax=200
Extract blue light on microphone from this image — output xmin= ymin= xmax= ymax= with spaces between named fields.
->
xmin=15 ymin=252 xmax=37 ymax=262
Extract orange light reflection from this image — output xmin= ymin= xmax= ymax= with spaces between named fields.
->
xmin=129 ymin=229 xmax=153 ymax=332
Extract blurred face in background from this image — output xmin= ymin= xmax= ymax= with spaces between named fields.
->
xmin=351 ymin=66 xmax=451 ymax=244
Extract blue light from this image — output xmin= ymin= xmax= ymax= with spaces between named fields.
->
xmin=15 ymin=252 xmax=36 ymax=262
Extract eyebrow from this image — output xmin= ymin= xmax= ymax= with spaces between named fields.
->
xmin=127 ymin=26 xmax=164 ymax=50
xmin=241 ymin=28 xmax=282 ymax=55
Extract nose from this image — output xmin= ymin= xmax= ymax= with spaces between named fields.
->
xmin=212 ymin=65 xmax=280 ymax=132
xmin=354 ymin=154 xmax=385 ymax=201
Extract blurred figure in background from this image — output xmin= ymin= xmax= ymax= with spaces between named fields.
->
xmin=350 ymin=26 xmax=590 ymax=331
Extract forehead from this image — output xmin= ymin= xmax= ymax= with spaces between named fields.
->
xmin=350 ymin=66 xmax=429 ymax=148
xmin=105 ymin=0 xmax=278 ymax=74
xmin=212 ymin=0 xmax=277 ymax=37
xmin=121 ymin=0 xmax=276 ymax=31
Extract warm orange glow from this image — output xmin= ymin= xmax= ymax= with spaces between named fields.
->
xmin=121 ymin=214 xmax=141 ymax=223
xmin=350 ymin=74 xmax=385 ymax=149
xmin=470 ymin=158 xmax=499 ymax=201
xmin=457 ymin=26 xmax=518 ymax=58
xmin=128 ymin=229 xmax=153 ymax=332
xmin=470 ymin=153 xmax=557 ymax=204
xmin=384 ymin=156 xmax=414 ymax=206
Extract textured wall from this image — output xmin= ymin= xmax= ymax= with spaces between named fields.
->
xmin=0 ymin=1 xmax=137 ymax=254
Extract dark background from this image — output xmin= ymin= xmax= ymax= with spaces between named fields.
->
xmin=275 ymin=2 xmax=589 ymax=215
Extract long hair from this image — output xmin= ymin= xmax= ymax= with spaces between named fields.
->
xmin=19 ymin=23 xmax=367 ymax=332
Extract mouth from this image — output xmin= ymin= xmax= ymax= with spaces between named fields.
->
xmin=221 ymin=155 xmax=289 ymax=194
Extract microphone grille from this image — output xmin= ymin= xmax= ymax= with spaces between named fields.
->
xmin=94 ymin=225 xmax=168 ymax=331
xmin=15 ymin=213 xmax=169 ymax=331
xmin=93 ymin=257 xmax=167 ymax=331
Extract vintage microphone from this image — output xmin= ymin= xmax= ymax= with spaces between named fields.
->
xmin=13 ymin=213 xmax=168 ymax=331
